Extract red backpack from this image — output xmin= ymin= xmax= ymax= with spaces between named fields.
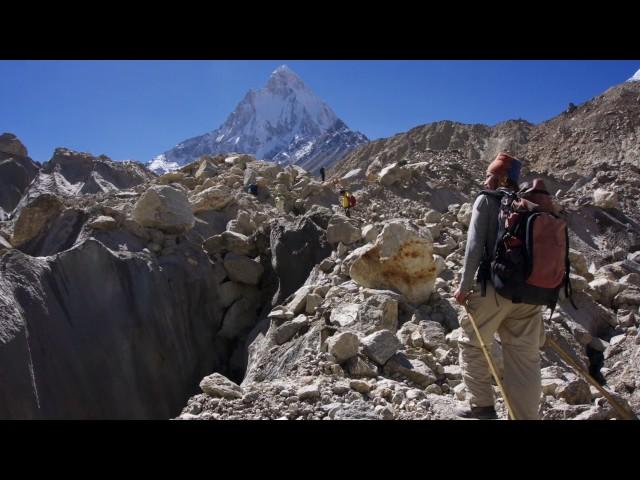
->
xmin=349 ymin=194 xmax=357 ymax=208
xmin=479 ymin=180 xmax=576 ymax=312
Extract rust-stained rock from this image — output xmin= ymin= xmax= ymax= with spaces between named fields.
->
xmin=348 ymin=220 xmax=436 ymax=304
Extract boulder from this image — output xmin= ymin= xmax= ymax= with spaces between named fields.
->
xmin=326 ymin=215 xmax=362 ymax=245
xmin=613 ymin=287 xmax=640 ymax=308
xmin=344 ymin=355 xmax=379 ymax=378
xmin=11 ymin=194 xmax=64 ymax=247
xmin=190 ymin=186 xmax=234 ymax=213
xmin=218 ymin=281 xmax=261 ymax=309
xmin=223 ymin=253 xmax=264 ymax=286
xmin=88 ymin=215 xmax=118 ymax=231
xmin=219 ymin=297 xmax=259 ymax=340
xmin=588 ymin=278 xmax=623 ymax=307
xmin=379 ymin=163 xmax=410 ymax=186
xmin=157 ymin=172 xmax=185 ymax=185
xmin=569 ymin=248 xmax=592 ymax=280
xmin=132 ymin=185 xmax=195 ymax=234
xmin=270 ymin=217 xmax=332 ymax=304
xmin=195 ymin=160 xmax=219 ymax=180
xmin=362 ymin=224 xmax=381 ymax=243
xmin=349 ymin=220 xmax=437 ymax=304
xmin=383 ymin=353 xmax=437 ymax=387
xmin=199 ymin=373 xmax=243 ymax=399
xmin=424 ymin=210 xmax=442 ymax=224
xmin=326 ymin=331 xmax=360 ymax=363
xmin=361 ymin=329 xmax=401 ymax=365
xmin=203 ymin=231 xmax=257 ymax=257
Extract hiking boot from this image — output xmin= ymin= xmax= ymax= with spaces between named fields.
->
xmin=454 ymin=405 xmax=497 ymax=419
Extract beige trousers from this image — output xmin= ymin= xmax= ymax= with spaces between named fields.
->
xmin=458 ymin=282 xmax=545 ymax=420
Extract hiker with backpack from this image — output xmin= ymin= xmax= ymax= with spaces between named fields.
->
xmin=339 ymin=189 xmax=356 ymax=217
xmin=452 ymin=152 xmax=574 ymax=420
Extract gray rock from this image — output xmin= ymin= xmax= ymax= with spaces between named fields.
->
xmin=344 ymin=355 xmax=379 ymax=378
xmin=223 ymin=253 xmax=264 ymax=286
xmin=319 ymin=258 xmax=336 ymax=272
xmin=326 ymin=331 xmax=360 ymax=363
xmin=203 ymin=231 xmax=257 ymax=257
xmin=200 ymin=373 xmax=243 ymax=399
xmin=286 ymin=286 xmax=314 ymax=315
xmin=362 ymin=224 xmax=381 ymax=243
xmin=396 ymin=322 xmax=419 ymax=346
xmin=375 ymin=405 xmax=395 ymax=420
xmin=297 ymin=384 xmax=321 ymax=401
xmin=420 ymin=320 xmax=447 ymax=350
xmin=271 ymin=217 xmax=332 ymax=304
xmin=332 ymin=382 xmax=350 ymax=395
xmin=219 ymin=297 xmax=259 ymax=340
xmin=424 ymin=210 xmax=441 ymax=223
xmin=349 ymin=380 xmax=372 ymax=394
xmin=331 ymin=400 xmax=380 ymax=420
xmin=443 ymin=365 xmax=462 ymax=380
xmin=326 ymin=215 xmax=362 ymax=245
xmin=305 ymin=293 xmax=323 ymax=314
xmin=274 ymin=315 xmax=309 ymax=345
xmin=555 ymin=377 xmax=592 ymax=405
xmin=384 ymin=353 xmax=437 ymax=387
xmin=613 ymin=287 xmax=640 ymax=308
xmin=361 ymin=330 xmax=401 ymax=365
xmin=88 ymin=215 xmax=118 ymax=230
xmin=132 ymin=185 xmax=195 ymax=234
xmin=218 ymin=281 xmax=261 ymax=310
xmin=0 ymin=238 xmax=225 ymax=419
xmin=329 ymin=303 xmax=360 ymax=328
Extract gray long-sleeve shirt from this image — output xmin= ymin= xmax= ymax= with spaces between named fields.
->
xmin=459 ymin=191 xmax=502 ymax=293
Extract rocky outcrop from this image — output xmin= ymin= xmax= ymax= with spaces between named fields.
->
xmin=17 ymin=148 xmax=154 ymax=207
xmin=270 ymin=216 xmax=332 ymax=304
xmin=0 ymin=239 xmax=226 ymax=419
xmin=0 ymin=134 xmax=40 ymax=219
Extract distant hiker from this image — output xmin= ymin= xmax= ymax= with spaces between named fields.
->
xmin=275 ymin=195 xmax=286 ymax=213
xmin=339 ymin=189 xmax=354 ymax=217
xmin=248 ymin=184 xmax=258 ymax=196
xmin=452 ymin=152 xmax=573 ymax=420
xmin=320 ymin=167 xmax=326 ymax=182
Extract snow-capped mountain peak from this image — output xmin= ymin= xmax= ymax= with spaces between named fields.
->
xmin=627 ymin=68 xmax=640 ymax=82
xmin=150 ymin=65 xmax=368 ymax=174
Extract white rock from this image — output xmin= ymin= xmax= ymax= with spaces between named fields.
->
xmin=593 ymin=188 xmax=620 ymax=209
xmin=200 ymin=373 xmax=243 ymax=399
xmin=132 ymin=185 xmax=195 ymax=234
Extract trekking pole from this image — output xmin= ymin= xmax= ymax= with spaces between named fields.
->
xmin=545 ymin=337 xmax=638 ymax=421
xmin=464 ymin=303 xmax=518 ymax=420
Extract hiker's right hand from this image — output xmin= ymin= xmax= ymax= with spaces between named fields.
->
xmin=454 ymin=288 xmax=468 ymax=305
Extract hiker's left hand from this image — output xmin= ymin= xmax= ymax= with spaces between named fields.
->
xmin=453 ymin=288 xmax=468 ymax=305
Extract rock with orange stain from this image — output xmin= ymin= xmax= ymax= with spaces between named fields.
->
xmin=348 ymin=220 xmax=436 ymax=304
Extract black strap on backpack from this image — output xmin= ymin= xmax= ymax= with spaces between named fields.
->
xmin=564 ymin=226 xmax=578 ymax=311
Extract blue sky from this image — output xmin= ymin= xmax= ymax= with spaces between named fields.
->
xmin=1 ymin=60 xmax=638 ymax=163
